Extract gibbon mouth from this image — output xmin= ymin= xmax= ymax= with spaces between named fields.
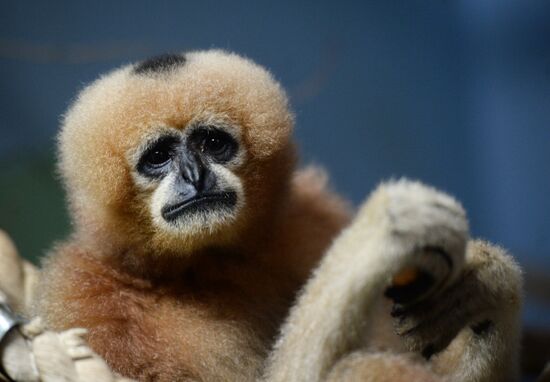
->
xmin=161 ymin=192 xmax=238 ymax=222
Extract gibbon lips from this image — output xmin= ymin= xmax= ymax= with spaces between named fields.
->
xmin=161 ymin=192 xmax=237 ymax=221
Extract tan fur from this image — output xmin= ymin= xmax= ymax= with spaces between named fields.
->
xmin=37 ymin=170 xmax=350 ymax=381
xmin=34 ymin=50 xmax=522 ymax=382
xmin=35 ymin=51 xmax=351 ymax=381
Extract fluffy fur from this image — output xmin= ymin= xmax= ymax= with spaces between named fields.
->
xmin=36 ymin=51 xmax=351 ymax=381
xmin=264 ymin=181 xmax=522 ymax=382
xmin=35 ymin=50 xmax=522 ymax=382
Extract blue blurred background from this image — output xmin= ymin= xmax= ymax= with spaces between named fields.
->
xmin=1 ymin=0 xmax=549 ymax=376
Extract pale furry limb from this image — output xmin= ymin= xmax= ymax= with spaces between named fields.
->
xmin=263 ymin=179 xmax=469 ymax=382
xmin=263 ymin=180 xmax=523 ymax=382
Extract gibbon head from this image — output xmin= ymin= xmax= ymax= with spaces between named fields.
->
xmin=59 ymin=50 xmax=295 ymax=254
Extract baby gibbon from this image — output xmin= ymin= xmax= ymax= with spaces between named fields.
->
xmin=35 ymin=50 xmax=522 ymax=382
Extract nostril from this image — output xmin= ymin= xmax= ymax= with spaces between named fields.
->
xmin=180 ymin=164 xmax=194 ymax=185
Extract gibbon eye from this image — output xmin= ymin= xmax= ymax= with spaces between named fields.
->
xmin=146 ymin=148 xmax=171 ymax=167
xmin=203 ymin=134 xmax=227 ymax=155
xmin=138 ymin=136 xmax=178 ymax=175
xmin=191 ymin=128 xmax=237 ymax=163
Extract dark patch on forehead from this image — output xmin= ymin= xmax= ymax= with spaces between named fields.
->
xmin=133 ymin=53 xmax=186 ymax=75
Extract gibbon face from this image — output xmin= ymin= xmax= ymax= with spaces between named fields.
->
xmin=58 ymin=50 xmax=295 ymax=253
xmin=135 ymin=117 xmax=246 ymax=237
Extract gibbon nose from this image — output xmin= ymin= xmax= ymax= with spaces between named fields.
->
xmin=178 ymin=152 xmax=216 ymax=193
xmin=179 ymin=152 xmax=205 ymax=191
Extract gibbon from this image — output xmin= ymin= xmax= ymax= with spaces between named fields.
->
xmin=34 ymin=50 xmax=522 ymax=382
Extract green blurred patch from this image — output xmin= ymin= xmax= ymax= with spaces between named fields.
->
xmin=0 ymin=151 xmax=69 ymax=264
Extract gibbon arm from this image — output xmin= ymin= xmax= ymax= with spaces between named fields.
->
xmin=263 ymin=180 xmax=522 ymax=382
